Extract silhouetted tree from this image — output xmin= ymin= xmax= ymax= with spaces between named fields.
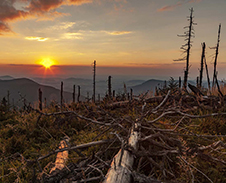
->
xmin=39 ymin=88 xmax=42 ymax=111
xmin=73 ymin=84 xmax=75 ymax=103
xmin=174 ymin=8 xmax=196 ymax=90
xmin=212 ymin=24 xmax=221 ymax=89
xmin=108 ymin=76 xmax=112 ymax=99
xmin=93 ymin=60 xmax=96 ymax=103
xmin=77 ymin=85 xmax=80 ymax=102
xmin=61 ymin=82 xmax=63 ymax=109
xmin=204 ymin=56 xmax=211 ymax=92
xmin=199 ymin=42 xmax=206 ymax=88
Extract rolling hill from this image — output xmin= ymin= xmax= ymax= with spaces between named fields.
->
xmin=0 ymin=78 xmax=83 ymax=107
xmin=131 ymin=79 xmax=164 ymax=95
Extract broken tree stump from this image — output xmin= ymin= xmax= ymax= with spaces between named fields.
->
xmin=104 ymin=123 xmax=139 ymax=183
xmin=49 ymin=137 xmax=70 ymax=174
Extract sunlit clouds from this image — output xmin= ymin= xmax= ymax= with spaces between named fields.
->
xmin=47 ymin=22 xmax=76 ymax=31
xmin=105 ymin=31 xmax=132 ymax=35
xmin=62 ymin=32 xmax=83 ymax=40
xmin=0 ymin=0 xmax=92 ymax=34
xmin=0 ymin=0 xmax=226 ymax=80
xmin=25 ymin=36 xmax=48 ymax=41
xmin=158 ymin=0 xmax=202 ymax=12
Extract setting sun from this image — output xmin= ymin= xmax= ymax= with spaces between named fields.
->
xmin=40 ymin=58 xmax=55 ymax=69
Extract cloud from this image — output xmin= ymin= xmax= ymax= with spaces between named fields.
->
xmin=68 ymin=0 xmax=93 ymax=5
xmin=0 ymin=22 xmax=12 ymax=35
xmin=105 ymin=31 xmax=132 ymax=35
xmin=157 ymin=0 xmax=202 ymax=12
xmin=62 ymin=32 xmax=83 ymax=39
xmin=47 ymin=22 xmax=76 ymax=30
xmin=25 ymin=36 xmax=48 ymax=41
xmin=0 ymin=0 xmax=93 ymax=35
xmin=0 ymin=0 xmax=29 ymax=33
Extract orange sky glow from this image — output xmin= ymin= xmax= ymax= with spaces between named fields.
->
xmin=0 ymin=0 xmax=226 ymax=80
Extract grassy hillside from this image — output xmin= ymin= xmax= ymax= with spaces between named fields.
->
xmin=1 ymin=89 xmax=226 ymax=182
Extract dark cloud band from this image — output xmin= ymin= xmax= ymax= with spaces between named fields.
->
xmin=0 ymin=0 xmax=92 ymax=35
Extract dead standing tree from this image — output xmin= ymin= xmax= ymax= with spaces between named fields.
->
xmin=73 ymin=84 xmax=75 ymax=103
xmin=93 ymin=60 xmax=96 ymax=103
xmin=204 ymin=56 xmax=211 ymax=92
xmin=212 ymin=24 xmax=221 ymax=90
xmin=39 ymin=88 xmax=42 ymax=111
xmin=61 ymin=82 xmax=63 ymax=109
xmin=174 ymin=8 xmax=196 ymax=90
xmin=199 ymin=42 xmax=206 ymax=89
xmin=108 ymin=76 xmax=112 ymax=99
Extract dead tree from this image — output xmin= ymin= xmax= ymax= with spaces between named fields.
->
xmin=108 ymin=76 xmax=112 ymax=99
xmin=204 ymin=57 xmax=211 ymax=92
xmin=215 ymin=72 xmax=223 ymax=97
xmin=77 ymin=85 xmax=81 ymax=102
xmin=113 ymin=90 xmax=115 ymax=100
xmin=196 ymin=76 xmax=199 ymax=87
xmin=179 ymin=77 xmax=181 ymax=89
xmin=174 ymin=8 xmax=196 ymax=90
xmin=93 ymin=60 xmax=96 ymax=103
xmin=7 ymin=90 xmax=10 ymax=111
xmin=61 ymin=82 xmax=63 ymax=109
xmin=130 ymin=88 xmax=133 ymax=100
xmin=199 ymin=42 xmax=206 ymax=88
xmin=123 ymin=83 xmax=127 ymax=94
xmin=212 ymin=24 xmax=221 ymax=89
xmin=39 ymin=88 xmax=42 ymax=111
xmin=104 ymin=123 xmax=139 ymax=183
xmin=73 ymin=85 xmax=75 ymax=103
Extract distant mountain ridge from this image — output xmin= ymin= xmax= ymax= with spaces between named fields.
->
xmin=0 ymin=75 xmax=14 ymax=80
xmin=0 ymin=78 xmax=83 ymax=107
xmin=131 ymin=79 xmax=164 ymax=95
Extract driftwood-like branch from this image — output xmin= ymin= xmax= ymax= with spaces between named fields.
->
xmin=49 ymin=137 xmax=70 ymax=174
xmin=38 ymin=139 xmax=114 ymax=162
xmin=104 ymin=123 xmax=139 ymax=183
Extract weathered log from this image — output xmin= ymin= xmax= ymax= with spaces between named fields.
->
xmin=104 ymin=123 xmax=139 ymax=183
xmin=49 ymin=137 xmax=70 ymax=174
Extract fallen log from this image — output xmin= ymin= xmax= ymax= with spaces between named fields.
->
xmin=50 ymin=137 xmax=70 ymax=174
xmin=104 ymin=123 xmax=139 ymax=183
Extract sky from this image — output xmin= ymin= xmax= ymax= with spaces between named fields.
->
xmin=0 ymin=0 xmax=226 ymax=80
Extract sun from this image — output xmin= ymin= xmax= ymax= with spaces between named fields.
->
xmin=40 ymin=58 xmax=55 ymax=69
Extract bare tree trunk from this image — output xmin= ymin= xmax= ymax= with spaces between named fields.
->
xmin=113 ymin=90 xmax=115 ymax=100
xmin=77 ymin=85 xmax=80 ymax=103
xmin=123 ymin=83 xmax=127 ymax=95
xmin=130 ymin=88 xmax=133 ymax=100
xmin=50 ymin=138 xmax=70 ymax=174
xmin=93 ymin=60 xmax=96 ymax=103
xmin=178 ymin=77 xmax=181 ymax=94
xmin=73 ymin=84 xmax=75 ymax=103
xmin=108 ymin=76 xmax=112 ymax=99
xmin=204 ymin=57 xmax=211 ymax=93
xmin=196 ymin=76 xmax=199 ymax=88
xmin=212 ymin=24 xmax=221 ymax=89
xmin=61 ymin=82 xmax=63 ymax=109
xmin=39 ymin=88 xmax=42 ymax=111
xmin=215 ymin=72 xmax=223 ymax=97
xmin=7 ymin=90 xmax=10 ymax=111
xmin=183 ymin=8 xmax=194 ymax=89
xmin=199 ymin=42 xmax=206 ymax=88
xmin=104 ymin=123 xmax=139 ymax=183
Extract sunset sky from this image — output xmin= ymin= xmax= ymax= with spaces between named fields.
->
xmin=0 ymin=0 xmax=226 ymax=79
